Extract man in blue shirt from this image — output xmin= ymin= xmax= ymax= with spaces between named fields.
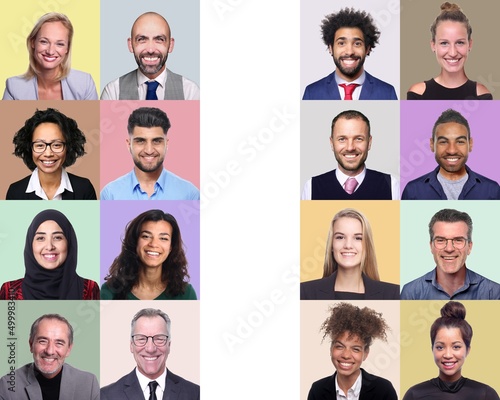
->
xmin=100 ymin=107 xmax=199 ymax=200
xmin=401 ymin=208 xmax=500 ymax=300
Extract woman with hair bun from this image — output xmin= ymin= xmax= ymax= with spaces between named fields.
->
xmin=403 ymin=301 xmax=499 ymax=399
xmin=407 ymin=2 xmax=492 ymax=100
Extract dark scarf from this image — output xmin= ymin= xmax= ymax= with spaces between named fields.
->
xmin=431 ymin=376 xmax=467 ymax=393
xmin=22 ymin=209 xmax=83 ymax=299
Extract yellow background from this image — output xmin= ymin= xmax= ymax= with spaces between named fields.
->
xmin=0 ymin=0 xmax=100 ymax=92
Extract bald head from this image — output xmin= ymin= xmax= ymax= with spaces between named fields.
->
xmin=131 ymin=12 xmax=171 ymax=38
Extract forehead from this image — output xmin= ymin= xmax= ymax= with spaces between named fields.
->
xmin=133 ymin=315 xmax=168 ymax=334
xmin=132 ymin=14 xmax=170 ymax=37
xmin=432 ymin=220 xmax=468 ymax=237
xmin=334 ymin=331 xmax=365 ymax=346
xmin=435 ymin=20 xmax=468 ymax=38
xmin=434 ymin=122 xmax=468 ymax=139
xmin=33 ymin=122 xmax=64 ymax=140
xmin=35 ymin=318 xmax=70 ymax=340
xmin=333 ymin=27 xmax=365 ymax=43
xmin=130 ymin=126 xmax=166 ymax=138
xmin=36 ymin=219 xmax=63 ymax=233
xmin=140 ymin=220 xmax=172 ymax=235
xmin=334 ymin=216 xmax=362 ymax=232
xmin=332 ymin=117 xmax=369 ymax=137
xmin=38 ymin=21 xmax=69 ymax=39
xmin=435 ymin=326 xmax=464 ymax=342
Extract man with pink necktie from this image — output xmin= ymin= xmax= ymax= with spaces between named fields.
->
xmin=301 ymin=110 xmax=399 ymax=200
xmin=302 ymin=8 xmax=397 ymax=100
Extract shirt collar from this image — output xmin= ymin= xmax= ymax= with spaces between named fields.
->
xmin=135 ymin=367 xmax=167 ymax=397
xmin=136 ymin=68 xmax=167 ymax=88
xmin=334 ymin=70 xmax=366 ymax=86
xmin=131 ymin=168 xmax=168 ymax=193
xmin=336 ymin=167 xmax=366 ymax=187
xmin=26 ymin=168 xmax=73 ymax=200
xmin=335 ymin=370 xmax=362 ymax=399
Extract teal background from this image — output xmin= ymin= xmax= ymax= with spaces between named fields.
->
xmin=0 ymin=201 xmax=100 ymax=285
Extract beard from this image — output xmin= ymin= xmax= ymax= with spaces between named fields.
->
xmin=135 ymin=51 xmax=168 ymax=76
xmin=133 ymin=156 xmax=164 ymax=173
xmin=333 ymin=55 xmax=365 ymax=79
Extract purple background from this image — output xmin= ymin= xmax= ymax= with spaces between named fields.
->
xmin=100 ymin=200 xmax=200 ymax=298
xmin=400 ymin=100 xmax=500 ymax=195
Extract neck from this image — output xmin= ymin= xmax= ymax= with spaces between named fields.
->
xmin=37 ymin=69 xmax=60 ymax=88
xmin=438 ymin=167 xmax=467 ymax=181
xmin=336 ymin=68 xmax=363 ymax=82
xmin=436 ymin=70 xmax=468 ymax=88
xmin=334 ymin=267 xmax=364 ymax=293
xmin=436 ymin=266 xmax=466 ymax=297
xmin=138 ymin=267 xmax=163 ymax=287
xmin=38 ymin=168 xmax=62 ymax=186
xmin=337 ymin=369 xmax=361 ymax=394
xmin=134 ymin=166 xmax=163 ymax=184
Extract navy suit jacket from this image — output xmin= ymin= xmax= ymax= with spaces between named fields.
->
xmin=100 ymin=369 xmax=200 ymax=400
xmin=6 ymin=173 xmax=97 ymax=200
xmin=307 ymin=369 xmax=398 ymax=400
xmin=302 ymin=71 xmax=397 ymax=100
xmin=402 ymin=165 xmax=500 ymax=200
xmin=300 ymin=271 xmax=400 ymax=300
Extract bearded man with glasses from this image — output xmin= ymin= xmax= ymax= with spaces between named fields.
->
xmin=401 ymin=208 xmax=500 ymax=299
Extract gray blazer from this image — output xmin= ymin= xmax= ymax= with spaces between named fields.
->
xmin=100 ymin=368 xmax=200 ymax=400
xmin=0 ymin=363 xmax=99 ymax=400
xmin=2 ymin=69 xmax=98 ymax=100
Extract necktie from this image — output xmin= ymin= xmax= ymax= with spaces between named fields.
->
xmin=146 ymin=81 xmax=159 ymax=100
xmin=148 ymin=381 xmax=159 ymax=400
xmin=339 ymin=83 xmax=360 ymax=100
xmin=344 ymin=177 xmax=358 ymax=194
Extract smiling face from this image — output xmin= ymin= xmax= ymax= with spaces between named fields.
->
xmin=30 ymin=318 xmax=72 ymax=379
xmin=131 ymin=315 xmax=170 ymax=380
xmin=331 ymin=117 xmax=371 ymax=176
xmin=128 ymin=13 xmax=174 ymax=79
xmin=136 ymin=220 xmax=172 ymax=270
xmin=31 ymin=21 xmax=69 ymax=73
xmin=330 ymin=27 xmax=369 ymax=81
xmin=127 ymin=126 xmax=168 ymax=174
xmin=32 ymin=220 xmax=68 ymax=270
xmin=431 ymin=20 xmax=471 ymax=74
xmin=431 ymin=122 xmax=472 ymax=180
xmin=32 ymin=122 xmax=67 ymax=175
xmin=430 ymin=221 xmax=472 ymax=277
xmin=433 ymin=327 xmax=469 ymax=382
xmin=330 ymin=331 xmax=368 ymax=381
xmin=332 ymin=217 xmax=363 ymax=272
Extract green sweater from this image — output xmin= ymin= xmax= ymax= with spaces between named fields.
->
xmin=100 ymin=282 xmax=197 ymax=300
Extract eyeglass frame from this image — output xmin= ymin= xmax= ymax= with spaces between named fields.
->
xmin=431 ymin=236 xmax=469 ymax=250
xmin=131 ymin=334 xmax=169 ymax=347
xmin=31 ymin=140 xmax=66 ymax=154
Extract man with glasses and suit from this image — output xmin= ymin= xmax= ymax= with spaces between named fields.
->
xmin=100 ymin=308 xmax=199 ymax=400
xmin=401 ymin=208 xmax=500 ymax=299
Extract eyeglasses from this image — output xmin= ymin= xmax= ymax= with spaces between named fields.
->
xmin=432 ymin=237 xmax=468 ymax=250
xmin=131 ymin=334 xmax=169 ymax=347
xmin=32 ymin=141 xmax=66 ymax=154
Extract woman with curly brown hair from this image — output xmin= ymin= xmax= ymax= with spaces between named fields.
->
xmin=307 ymin=302 xmax=397 ymax=400
xmin=101 ymin=209 xmax=196 ymax=300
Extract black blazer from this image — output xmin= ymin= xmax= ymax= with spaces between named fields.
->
xmin=300 ymin=271 xmax=400 ymax=300
xmin=307 ymin=369 xmax=398 ymax=400
xmin=6 ymin=173 xmax=97 ymax=200
xmin=100 ymin=368 xmax=200 ymax=400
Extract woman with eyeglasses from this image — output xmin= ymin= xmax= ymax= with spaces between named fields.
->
xmin=6 ymin=108 xmax=97 ymax=200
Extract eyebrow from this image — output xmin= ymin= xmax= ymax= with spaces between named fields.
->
xmin=333 ymin=231 xmax=363 ymax=235
xmin=34 ymin=231 xmax=65 ymax=235
xmin=435 ymin=135 xmax=468 ymax=140
xmin=140 ymin=230 xmax=171 ymax=237
xmin=335 ymin=36 xmax=364 ymax=42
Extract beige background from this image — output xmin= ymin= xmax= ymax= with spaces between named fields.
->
xmin=400 ymin=0 xmax=500 ymax=99
xmin=0 ymin=101 xmax=100 ymax=199
xmin=99 ymin=301 xmax=200 ymax=387
xmin=301 ymin=300 xmax=400 ymax=400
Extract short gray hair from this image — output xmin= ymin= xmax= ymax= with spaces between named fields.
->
xmin=130 ymin=308 xmax=171 ymax=340
xmin=30 ymin=314 xmax=74 ymax=345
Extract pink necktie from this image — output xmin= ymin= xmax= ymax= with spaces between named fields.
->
xmin=344 ymin=177 xmax=358 ymax=194
xmin=339 ymin=83 xmax=360 ymax=100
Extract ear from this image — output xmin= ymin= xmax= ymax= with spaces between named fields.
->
xmin=467 ymin=240 xmax=473 ymax=255
xmin=362 ymin=347 xmax=370 ymax=361
xmin=429 ymin=137 xmax=435 ymax=153
xmin=168 ymin=37 xmax=175 ymax=53
xmin=127 ymin=38 xmax=133 ymax=53
xmin=126 ymin=137 xmax=132 ymax=153
xmin=65 ymin=343 xmax=73 ymax=358
xmin=466 ymin=346 xmax=471 ymax=357
xmin=430 ymin=40 xmax=436 ymax=53
xmin=328 ymin=44 xmax=333 ymax=56
xmin=367 ymin=135 xmax=372 ymax=151
xmin=330 ymin=136 xmax=334 ymax=151
xmin=365 ymin=46 xmax=371 ymax=56
xmin=468 ymin=38 xmax=473 ymax=51
xmin=469 ymin=136 xmax=473 ymax=152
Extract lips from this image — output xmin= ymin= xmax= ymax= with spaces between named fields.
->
xmin=441 ymin=361 xmax=457 ymax=370
xmin=42 ymin=253 xmax=59 ymax=261
xmin=336 ymin=361 xmax=354 ymax=370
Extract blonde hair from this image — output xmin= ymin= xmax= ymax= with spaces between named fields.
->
xmin=430 ymin=2 xmax=472 ymax=41
xmin=323 ymin=208 xmax=380 ymax=280
xmin=23 ymin=12 xmax=73 ymax=81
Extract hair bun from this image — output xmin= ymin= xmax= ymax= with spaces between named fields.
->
xmin=441 ymin=2 xmax=461 ymax=12
xmin=440 ymin=301 xmax=466 ymax=320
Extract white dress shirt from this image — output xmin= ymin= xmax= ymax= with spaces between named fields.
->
xmin=135 ymin=368 xmax=167 ymax=400
xmin=26 ymin=168 xmax=73 ymax=200
xmin=334 ymin=71 xmax=366 ymax=100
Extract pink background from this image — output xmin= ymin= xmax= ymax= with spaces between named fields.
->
xmin=99 ymin=100 xmax=200 ymax=191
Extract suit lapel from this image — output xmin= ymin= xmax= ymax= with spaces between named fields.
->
xmin=163 ymin=369 xmax=181 ymax=400
xmin=359 ymin=72 xmax=373 ymax=100
xmin=124 ymin=370 xmax=146 ymax=400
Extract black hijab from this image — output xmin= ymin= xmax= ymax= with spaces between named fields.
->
xmin=22 ymin=209 xmax=84 ymax=299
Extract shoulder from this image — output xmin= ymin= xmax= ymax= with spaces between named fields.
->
xmin=401 ymin=271 xmax=433 ymax=300
xmin=67 ymin=172 xmax=92 ymax=186
xmin=67 ymin=173 xmax=97 ymax=199
xmin=361 ymin=369 xmax=397 ymax=396
xmin=309 ymin=374 xmax=334 ymax=394
xmin=63 ymin=363 xmax=96 ymax=379
xmin=181 ymin=283 xmax=197 ymax=300
xmin=408 ymin=81 xmax=426 ymax=95
xmin=300 ymin=276 xmax=335 ymax=300
xmin=476 ymin=82 xmax=491 ymax=96
xmin=100 ymin=370 xmax=136 ymax=395
xmin=303 ymin=72 xmax=337 ymax=99
xmin=82 ymin=279 xmax=100 ymax=300
xmin=100 ymin=282 xmax=116 ymax=300
xmin=67 ymin=69 xmax=93 ymax=82
xmin=167 ymin=370 xmax=200 ymax=395
xmin=468 ymin=168 xmax=500 ymax=186
xmin=100 ymin=172 xmax=132 ymax=200
xmin=163 ymin=170 xmax=200 ymax=200
xmin=464 ymin=378 xmax=499 ymax=396
xmin=402 ymin=380 xmax=434 ymax=399
xmin=4 ymin=75 xmax=34 ymax=97
xmin=0 ymin=278 xmax=23 ymax=300
xmin=364 ymin=277 xmax=400 ymax=299
xmin=6 ymin=175 xmax=31 ymax=198
xmin=364 ymin=71 xmax=395 ymax=88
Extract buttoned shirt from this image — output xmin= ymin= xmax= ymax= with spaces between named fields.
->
xmin=26 ymin=168 xmax=73 ymax=200
xmin=136 ymin=368 xmax=167 ymax=400
xmin=401 ymin=268 xmax=500 ymax=299
xmin=100 ymin=168 xmax=200 ymax=200
xmin=335 ymin=371 xmax=362 ymax=400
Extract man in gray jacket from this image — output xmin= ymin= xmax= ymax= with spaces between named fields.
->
xmin=0 ymin=314 xmax=99 ymax=400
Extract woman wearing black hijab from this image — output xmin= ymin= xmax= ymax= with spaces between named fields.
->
xmin=0 ymin=209 xmax=99 ymax=299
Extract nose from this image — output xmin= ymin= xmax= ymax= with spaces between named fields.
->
xmin=444 ymin=239 xmax=455 ymax=252
xmin=45 ymin=237 xmax=56 ymax=250
xmin=45 ymin=341 xmax=55 ymax=355
xmin=43 ymin=144 xmax=54 ymax=156
xmin=344 ymin=42 xmax=354 ymax=55
xmin=145 ymin=337 xmax=157 ymax=352
xmin=448 ymin=44 xmax=458 ymax=57
xmin=346 ymin=139 xmax=355 ymax=151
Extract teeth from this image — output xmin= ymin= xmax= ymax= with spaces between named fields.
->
xmin=144 ymin=356 xmax=158 ymax=361
xmin=146 ymin=251 xmax=159 ymax=256
xmin=43 ymin=254 xmax=57 ymax=260
xmin=144 ymin=57 xmax=159 ymax=61
xmin=339 ymin=362 xmax=352 ymax=367
xmin=42 ymin=161 xmax=56 ymax=165
xmin=344 ymin=155 xmax=357 ymax=158
xmin=342 ymin=252 xmax=356 ymax=256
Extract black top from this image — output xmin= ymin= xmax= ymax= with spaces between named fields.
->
xmin=35 ymin=366 xmax=62 ymax=400
xmin=407 ymin=79 xmax=493 ymax=100
xmin=403 ymin=377 xmax=499 ymax=400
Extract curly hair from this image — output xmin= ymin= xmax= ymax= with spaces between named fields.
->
xmin=430 ymin=2 xmax=472 ymax=42
xmin=24 ymin=12 xmax=73 ymax=81
xmin=321 ymin=302 xmax=389 ymax=349
xmin=105 ymin=210 xmax=190 ymax=299
xmin=430 ymin=301 xmax=473 ymax=349
xmin=13 ymin=108 xmax=86 ymax=171
xmin=321 ymin=8 xmax=380 ymax=51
